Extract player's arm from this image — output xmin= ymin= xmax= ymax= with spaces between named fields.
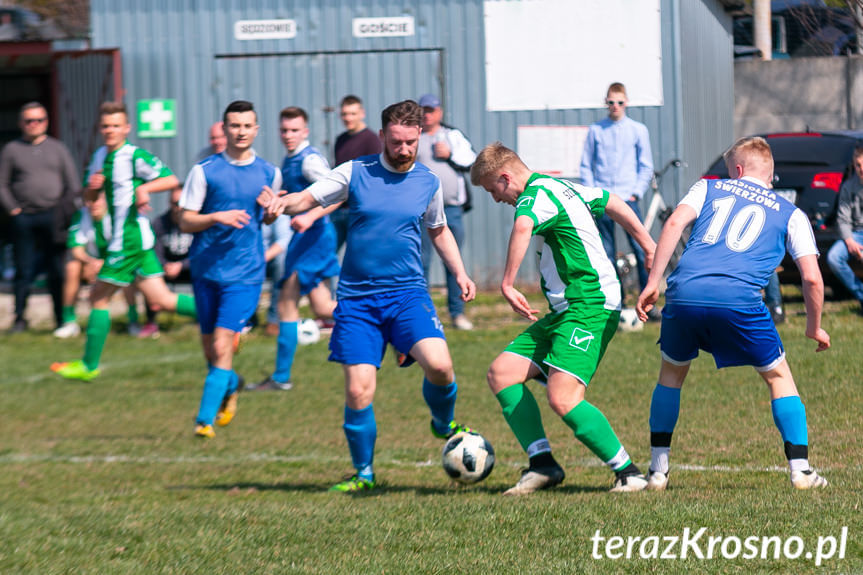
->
xmin=290 ymin=202 xmax=343 ymax=233
xmin=262 ymin=161 xmax=351 ymax=221
xmin=636 ymin=203 xmax=696 ymax=321
xmin=501 ymin=215 xmax=541 ymax=321
xmin=795 ymin=254 xmax=830 ymax=352
xmin=605 ymin=194 xmax=656 ymax=270
xmin=428 ymin=224 xmax=476 ymax=303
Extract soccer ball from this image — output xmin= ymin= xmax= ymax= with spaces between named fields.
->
xmin=297 ymin=318 xmax=321 ymax=345
xmin=618 ymin=308 xmax=643 ymax=332
xmin=441 ymin=431 xmax=495 ymax=484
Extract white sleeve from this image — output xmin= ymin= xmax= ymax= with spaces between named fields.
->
xmin=678 ymin=179 xmax=708 ymax=215
xmin=423 ymin=182 xmax=447 ymax=228
xmin=180 ymin=164 xmax=208 ymax=212
xmin=786 ymin=207 xmax=819 ymax=260
xmin=308 ymin=160 xmax=352 ymax=207
xmin=270 ymin=169 xmax=283 ymax=194
xmin=445 ymin=128 xmax=476 ymax=168
xmin=302 ymin=153 xmax=331 ymax=183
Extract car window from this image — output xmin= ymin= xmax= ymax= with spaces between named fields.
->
xmin=766 ymin=136 xmax=855 ymax=165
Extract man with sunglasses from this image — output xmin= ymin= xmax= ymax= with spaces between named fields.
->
xmin=0 ymin=102 xmax=80 ymax=333
xmin=580 ymin=83 xmax=655 ymax=313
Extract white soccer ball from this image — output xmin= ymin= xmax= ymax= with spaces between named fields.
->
xmin=297 ymin=318 xmax=321 ymax=345
xmin=618 ymin=308 xmax=643 ymax=332
xmin=441 ymin=431 xmax=495 ymax=484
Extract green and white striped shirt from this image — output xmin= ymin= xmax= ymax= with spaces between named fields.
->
xmin=514 ymin=173 xmax=621 ymax=312
xmin=84 ymin=142 xmax=172 ymax=254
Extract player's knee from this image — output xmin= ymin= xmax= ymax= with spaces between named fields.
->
xmin=424 ymin=361 xmax=454 ymax=385
xmin=486 ymin=360 xmax=514 ymax=393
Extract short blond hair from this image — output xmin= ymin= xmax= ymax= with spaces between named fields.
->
xmin=723 ymin=136 xmax=773 ymax=176
xmin=470 ymin=142 xmax=526 ymax=186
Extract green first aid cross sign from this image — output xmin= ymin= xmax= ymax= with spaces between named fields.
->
xmin=137 ymin=99 xmax=176 ymax=138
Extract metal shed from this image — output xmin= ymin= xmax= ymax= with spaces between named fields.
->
xmin=88 ymin=0 xmax=735 ymax=288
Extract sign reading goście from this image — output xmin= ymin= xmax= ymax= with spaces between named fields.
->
xmin=352 ymin=17 xmax=415 ymax=38
xmin=234 ymin=19 xmax=297 ymax=40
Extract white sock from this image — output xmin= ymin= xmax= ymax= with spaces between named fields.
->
xmin=788 ymin=458 xmax=809 ymax=473
xmin=651 ymin=446 xmax=670 ymax=474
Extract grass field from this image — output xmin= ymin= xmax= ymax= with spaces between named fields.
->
xmin=1 ymin=289 xmax=861 ymax=574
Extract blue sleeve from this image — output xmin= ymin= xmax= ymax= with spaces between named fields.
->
xmin=579 ymin=127 xmax=596 ymax=187
xmin=634 ymin=124 xmax=654 ymax=199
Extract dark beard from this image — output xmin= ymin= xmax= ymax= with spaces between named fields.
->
xmin=384 ymin=148 xmax=415 ymax=172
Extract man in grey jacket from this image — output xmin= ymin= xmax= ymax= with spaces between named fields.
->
xmin=0 ymin=102 xmax=80 ymax=332
xmin=827 ymin=145 xmax=863 ymax=313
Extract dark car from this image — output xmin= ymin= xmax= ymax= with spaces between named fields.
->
xmin=702 ymin=131 xmax=863 ymax=293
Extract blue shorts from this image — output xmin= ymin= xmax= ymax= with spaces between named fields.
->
xmin=329 ymin=288 xmax=445 ymax=367
xmin=281 ymin=222 xmax=340 ymax=294
xmin=192 ymin=278 xmax=262 ymax=335
xmin=659 ymin=303 xmax=785 ymax=371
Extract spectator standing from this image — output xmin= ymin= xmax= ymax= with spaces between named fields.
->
xmin=580 ymin=82 xmax=655 ymax=313
xmin=826 ymin=145 xmax=863 ymax=313
xmin=0 ymin=102 xmax=80 ymax=332
xmin=417 ymin=93 xmax=477 ymax=331
xmin=193 ymin=122 xmax=227 ymax=163
xmin=332 ymin=95 xmax=382 ymax=251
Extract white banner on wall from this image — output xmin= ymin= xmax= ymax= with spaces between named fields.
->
xmin=517 ymin=125 xmax=589 ymax=178
xmin=234 ymin=19 xmax=297 ymax=40
xmin=353 ymin=17 xmax=415 ymax=38
xmin=484 ymin=0 xmax=663 ymax=111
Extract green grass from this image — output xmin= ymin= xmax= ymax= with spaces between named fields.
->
xmin=1 ymin=290 xmax=861 ymax=574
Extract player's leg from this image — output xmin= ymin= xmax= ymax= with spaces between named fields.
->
xmin=547 ymin=309 xmax=646 ymax=491
xmin=54 ymin=258 xmax=83 ymax=338
xmin=122 ymin=284 xmax=141 ymax=334
xmin=646 ymin=360 xmax=689 ymax=491
xmin=759 ymin=359 xmax=828 ymax=489
xmin=488 ymin=350 xmax=564 ymax=495
xmin=136 ymin=276 xmax=195 ymax=318
xmin=251 ymin=273 xmax=300 ymax=391
xmin=330 ymin=363 xmax=379 ymax=492
xmin=308 ymin=280 xmax=336 ymax=320
xmin=52 ymin=279 xmax=119 ymax=380
xmin=410 ymin=336 xmax=467 ymax=438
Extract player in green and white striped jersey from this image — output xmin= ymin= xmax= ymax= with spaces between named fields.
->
xmin=52 ymin=102 xmax=196 ymax=380
xmin=471 ymin=142 xmax=656 ymax=494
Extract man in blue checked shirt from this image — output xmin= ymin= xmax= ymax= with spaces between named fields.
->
xmin=580 ymin=82 xmax=654 ymax=304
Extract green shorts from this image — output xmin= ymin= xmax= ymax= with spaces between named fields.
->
xmin=504 ymin=306 xmax=620 ymax=386
xmin=97 ymin=249 xmax=164 ymax=287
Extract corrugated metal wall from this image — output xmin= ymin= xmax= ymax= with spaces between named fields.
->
xmin=90 ymin=0 xmax=733 ymax=288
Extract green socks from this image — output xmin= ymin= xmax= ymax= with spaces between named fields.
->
xmin=496 ymin=384 xmax=550 ymax=455
xmin=176 ymin=293 xmax=196 ymax=318
xmin=83 ymin=309 xmax=111 ymax=371
xmin=127 ymin=305 xmax=139 ymax=324
xmin=62 ymin=305 xmax=76 ymax=324
xmin=562 ymin=400 xmax=632 ymax=471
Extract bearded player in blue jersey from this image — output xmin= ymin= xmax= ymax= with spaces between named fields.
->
xmin=259 ymin=99 xmax=477 ymax=492
xmin=637 ymin=136 xmax=830 ymax=491
xmin=180 ymin=100 xmax=282 ymax=439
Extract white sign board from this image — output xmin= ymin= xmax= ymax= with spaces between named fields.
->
xmin=234 ymin=19 xmax=297 ymax=41
xmin=517 ymin=125 xmax=589 ymax=179
xmin=484 ymin=0 xmax=663 ymax=111
xmin=353 ymin=17 xmax=415 ymax=38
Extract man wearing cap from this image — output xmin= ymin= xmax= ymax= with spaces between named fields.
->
xmin=417 ymin=93 xmax=477 ymax=330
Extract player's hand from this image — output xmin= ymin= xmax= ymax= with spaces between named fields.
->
xmin=135 ymin=188 xmax=151 ymax=213
xmin=163 ymin=261 xmax=182 ymax=280
xmin=807 ymin=327 xmax=831 ymax=352
xmin=214 ymin=209 xmax=251 ymax=229
xmin=502 ymin=284 xmax=539 ymax=321
xmin=291 ymin=213 xmax=315 ymax=233
xmin=457 ymin=274 xmax=476 ymax=302
xmin=87 ymin=172 xmax=105 ymax=191
xmin=636 ymin=283 xmax=659 ymax=322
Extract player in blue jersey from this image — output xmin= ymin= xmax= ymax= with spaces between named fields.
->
xmin=636 ymin=136 xmax=830 ymax=490
xmin=259 ymin=99 xmax=477 ymax=493
xmin=248 ymin=106 xmax=339 ymax=392
xmin=179 ymin=100 xmax=282 ymax=439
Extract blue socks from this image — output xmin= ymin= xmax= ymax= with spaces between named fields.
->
xmin=771 ymin=395 xmax=808 ymax=446
xmin=422 ymin=377 xmax=457 ymax=436
xmin=197 ymin=366 xmax=231 ymax=425
xmin=227 ymin=370 xmax=240 ymax=395
xmin=344 ymin=405 xmax=377 ymax=480
xmin=649 ymin=383 xmax=681 ymax=434
xmin=273 ymin=321 xmax=298 ymax=384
